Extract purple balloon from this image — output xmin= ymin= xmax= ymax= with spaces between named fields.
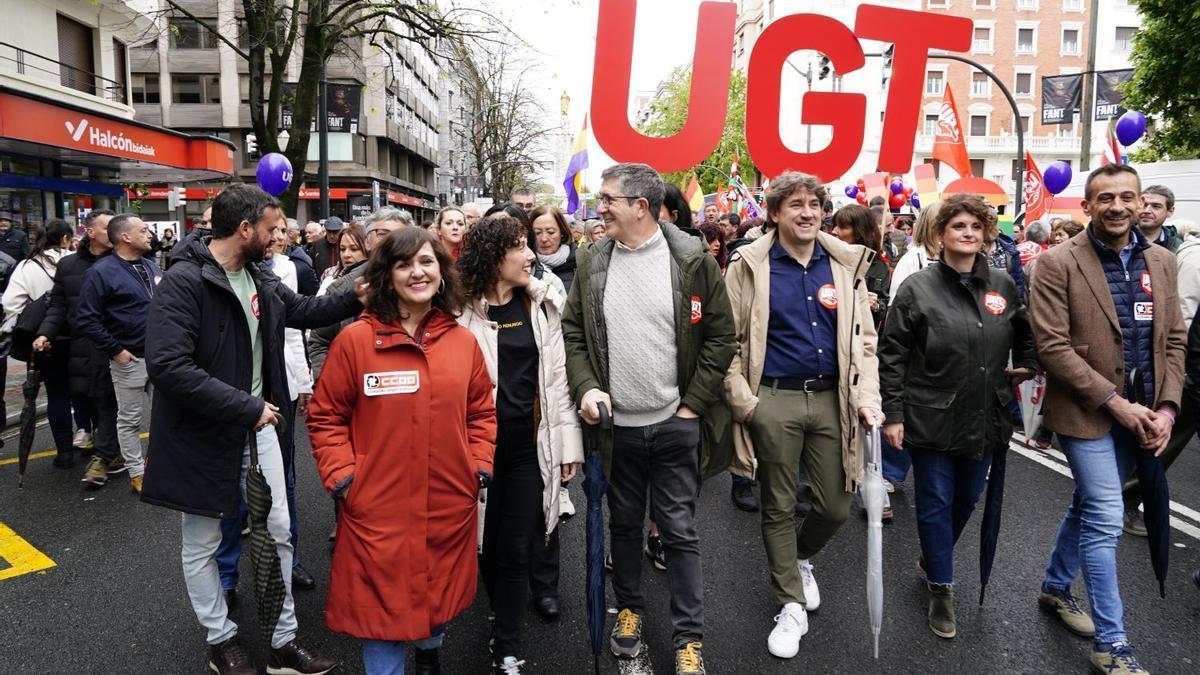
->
xmin=1043 ymin=161 xmax=1073 ymax=196
xmin=845 ymin=185 xmax=859 ymax=199
xmin=1115 ymin=110 xmax=1147 ymax=147
xmin=910 ymin=194 xmax=921 ymax=209
xmin=890 ymin=180 xmax=905 ymax=196
xmin=256 ymin=153 xmax=293 ymax=197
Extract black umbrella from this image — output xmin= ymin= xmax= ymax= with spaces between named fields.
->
xmin=16 ymin=365 xmax=40 ymax=488
xmin=583 ymin=402 xmax=612 ymax=675
xmin=245 ymin=415 xmax=288 ymax=647
xmin=1127 ymin=368 xmax=1170 ymax=598
xmin=977 ymin=442 xmax=1008 ymax=606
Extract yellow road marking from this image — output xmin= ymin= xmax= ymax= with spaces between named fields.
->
xmin=0 ymin=522 xmax=56 ymax=581
xmin=0 ymin=432 xmax=149 ymax=467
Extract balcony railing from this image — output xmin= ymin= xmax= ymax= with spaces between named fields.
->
xmin=914 ymin=134 xmax=1082 ymax=153
xmin=0 ymin=41 xmax=125 ymax=103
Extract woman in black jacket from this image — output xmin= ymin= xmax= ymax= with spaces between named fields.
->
xmin=529 ymin=205 xmax=577 ymax=293
xmin=878 ymin=194 xmax=1037 ymax=640
xmin=832 ymin=204 xmax=891 ymax=329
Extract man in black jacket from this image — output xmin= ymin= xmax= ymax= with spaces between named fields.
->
xmin=0 ymin=212 xmax=30 ymax=261
xmin=142 ymin=184 xmax=358 ymax=675
xmin=33 ymin=210 xmax=122 ymax=487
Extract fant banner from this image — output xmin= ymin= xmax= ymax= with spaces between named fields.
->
xmin=1094 ymin=69 xmax=1134 ymax=121
xmin=281 ymin=83 xmax=361 ymax=134
xmin=1041 ymin=74 xmax=1083 ymax=125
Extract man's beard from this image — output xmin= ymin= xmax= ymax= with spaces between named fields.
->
xmin=243 ymin=239 xmax=267 ymax=263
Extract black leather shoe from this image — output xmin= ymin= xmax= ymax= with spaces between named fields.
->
xmin=292 ymin=564 xmax=317 ymax=591
xmin=731 ymin=481 xmax=759 ymax=512
xmin=52 ymin=452 xmax=76 ymax=469
xmin=534 ymin=596 xmax=561 ymax=622
xmin=414 ymin=647 xmax=441 ymax=675
xmin=224 ymin=588 xmax=238 ymax=612
xmin=208 ymin=636 xmax=255 ymax=675
xmin=267 ymin=639 xmax=338 ymax=675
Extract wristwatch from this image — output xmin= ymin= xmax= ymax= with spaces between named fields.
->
xmin=477 ymin=469 xmax=492 ymax=490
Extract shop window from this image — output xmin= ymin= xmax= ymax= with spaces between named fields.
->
xmin=172 ymin=74 xmax=220 ymax=104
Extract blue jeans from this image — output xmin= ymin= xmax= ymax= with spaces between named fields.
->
xmin=881 ymin=435 xmax=911 ymax=484
xmin=909 ymin=447 xmax=993 ymax=585
xmin=362 ymin=630 xmax=444 ymax=675
xmin=1043 ymin=428 xmax=1138 ymax=646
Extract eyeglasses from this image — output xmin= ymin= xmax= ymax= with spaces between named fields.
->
xmin=596 ymin=194 xmax=641 ymax=207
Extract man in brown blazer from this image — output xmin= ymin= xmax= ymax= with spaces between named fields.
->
xmin=1029 ymin=164 xmax=1186 ymax=675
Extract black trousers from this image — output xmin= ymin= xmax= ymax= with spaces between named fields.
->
xmin=88 ymin=387 xmax=120 ymax=463
xmin=481 ymin=432 xmax=545 ymax=660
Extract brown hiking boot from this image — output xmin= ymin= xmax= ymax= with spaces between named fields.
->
xmin=81 ymin=456 xmax=109 ymax=487
xmin=130 ymin=475 xmax=143 ymax=494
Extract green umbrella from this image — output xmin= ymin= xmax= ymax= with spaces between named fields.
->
xmin=245 ymin=415 xmax=287 ymax=648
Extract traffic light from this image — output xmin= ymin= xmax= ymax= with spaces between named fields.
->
xmin=881 ymin=45 xmax=895 ymax=87
xmin=168 ymin=186 xmax=187 ymax=210
xmin=246 ymin=133 xmax=259 ymax=157
xmin=818 ymin=55 xmax=831 ymax=80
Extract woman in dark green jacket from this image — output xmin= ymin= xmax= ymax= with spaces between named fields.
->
xmin=878 ymin=194 xmax=1037 ymax=640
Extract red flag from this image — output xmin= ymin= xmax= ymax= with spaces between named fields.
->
xmin=1023 ymin=151 xmax=1049 ymax=223
xmin=715 ymin=185 xmax=731 ymax=213
xmin=932 ymin=87 xmax=972 ymax=177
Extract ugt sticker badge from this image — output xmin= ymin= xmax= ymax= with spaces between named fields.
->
xmin=984 ymin=292 xmax=1007 ymax=316
xmin=817 ymin=284 xmax=838 ymax=310
xmin=364 ymin=371 xmax=420 ymax=396
xmin=1141 ymin=271 xmax=1152 ymax=296
xmin=691 ymin=296 xmax=702 ymax=324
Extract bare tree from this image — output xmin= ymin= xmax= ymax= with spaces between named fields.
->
xmin=447 ymin=38 xmax=551 ymax=200
xmin=148 ymin=0 xmax=501 ymax=214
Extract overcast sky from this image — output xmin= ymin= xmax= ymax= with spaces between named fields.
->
xmin=481 ymin=0 xmax=707 ymax=187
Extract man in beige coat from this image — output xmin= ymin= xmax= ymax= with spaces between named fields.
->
xmin=724 ymin=172 xmax=883 ymax=659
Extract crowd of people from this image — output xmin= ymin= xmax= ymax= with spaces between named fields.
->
xmin=5 ymin=160 xmax=1197 ymax=675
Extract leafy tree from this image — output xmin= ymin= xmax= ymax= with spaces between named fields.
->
xmin=637 ymin=68 xmax=749 ymax=194
xmin=1123 ymin=0 xmax=1200 ymax=161
xmin=157 ymin=1 xmax=495 ymax=214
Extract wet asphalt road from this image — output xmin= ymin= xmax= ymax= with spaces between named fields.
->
xmin=4 ymin=416 xmax=1200 ymax=675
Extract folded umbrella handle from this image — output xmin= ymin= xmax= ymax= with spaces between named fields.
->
xmin=597 ymin=402 xmax=612 ymax=431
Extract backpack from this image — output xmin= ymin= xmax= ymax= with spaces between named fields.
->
xmin=10 ymin=259 xmax=53 ymax=363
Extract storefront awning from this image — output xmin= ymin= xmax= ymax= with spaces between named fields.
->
xmin=0 ymin=87 xmax=235 ymax=183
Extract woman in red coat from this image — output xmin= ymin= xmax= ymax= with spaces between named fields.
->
xmin=308 ymin=227 xmax=496 ymax=674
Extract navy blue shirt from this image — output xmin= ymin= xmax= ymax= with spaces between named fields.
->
xmin=763 ymin=238 xmax=839 ymax=380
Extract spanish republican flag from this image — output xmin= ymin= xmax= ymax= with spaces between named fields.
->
xmin=931 ymin=86 xmax=972 ymax=177
xmin=685 ymin=173 xmax=705 ymax=213
xmin=563 ymin=116 xmax=589 ymax=214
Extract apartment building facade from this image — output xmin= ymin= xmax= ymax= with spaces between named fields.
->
xmin=0 ymin=0 xmax=234 ymax=229
xmin=128 ymin=0 xmax=442 ymax=225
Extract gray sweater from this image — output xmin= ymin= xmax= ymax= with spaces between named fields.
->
xmin=603 ymin=229 xmax=680 ymax=426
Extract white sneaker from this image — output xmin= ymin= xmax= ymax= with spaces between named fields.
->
xmin=767 ymin=602 xmax=808 ymax=658
xmin=797 ymin=559 xmax=821 ymax=610
xmin=73 ymin=429 xmax=93 ymax=449
xmin=559 ymin=485 xmax=576 ymax=517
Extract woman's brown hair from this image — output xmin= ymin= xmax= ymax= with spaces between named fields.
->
xmin=933 ymin=194 xmax=998 ymax=242
xmin=830 ymin=204 xmax=882 ymax=255
xmin=364 ymin=227 xmax=462 ymax=324
xmin=527 ymin=205 xmax=572 ymax=251
xmin=336 ymin=223 xmax=368 ymax=268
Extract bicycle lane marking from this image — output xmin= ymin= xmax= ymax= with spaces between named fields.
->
xmin=0 ymin=521 xmax=56 ymax=581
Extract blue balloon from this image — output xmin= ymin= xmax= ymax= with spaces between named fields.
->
xmin=1043 ymin=161 xmax=1073 ymax=196
xmin=910 ymin=194 xmax=921 ymax=210
xmin=256 ymin=153 xmax=293 ymax=197
xmin=890 ymin=180 xmax=905 ymax=196
xmin=1115 ymin=110 xmax=1147 ymax=147
xmin=845 ymin=185 xmax=859 ymax=199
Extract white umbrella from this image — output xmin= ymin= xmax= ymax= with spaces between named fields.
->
xmin=860 ymin=423 xmax=885 ymax=658
xmin=1017 ymin=370 xmax=1047 ymax=440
